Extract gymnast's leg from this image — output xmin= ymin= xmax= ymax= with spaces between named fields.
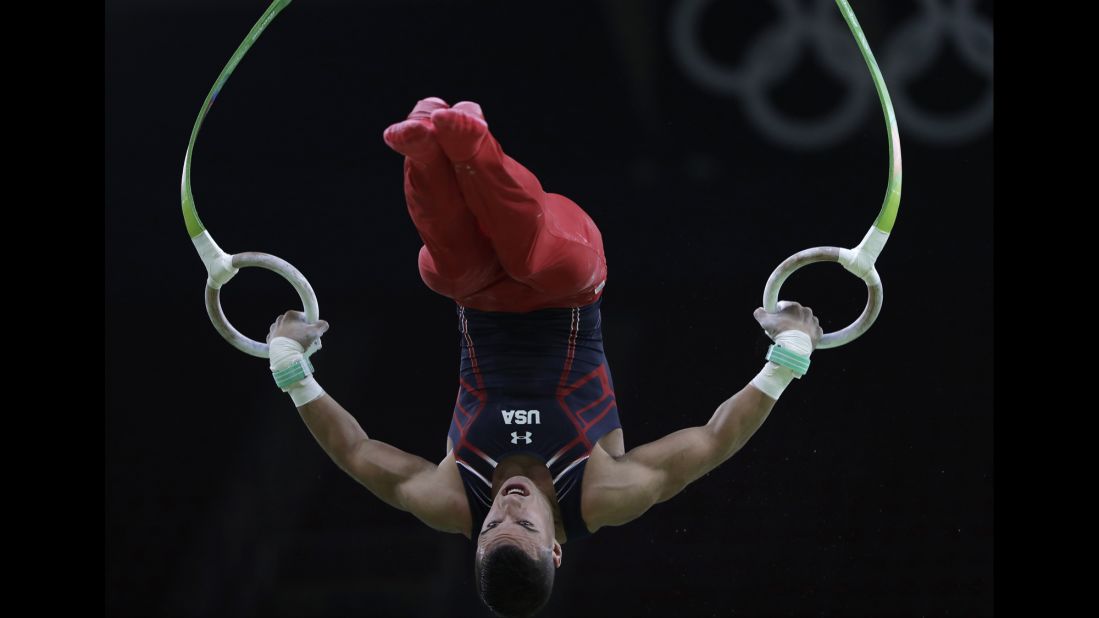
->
xmin=383 ymin=97 xmax=503 ymax=299
xmin=430 ymin=102 xmax=608 ymax=303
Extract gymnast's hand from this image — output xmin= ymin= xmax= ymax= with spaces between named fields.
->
xmin=266 ymin=310 xmax=330 ymax=349
xmin=753 ymin=301 xmax=822 ymax=349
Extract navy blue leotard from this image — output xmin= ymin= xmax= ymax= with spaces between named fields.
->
xmin=446 ymin=296 xmax=620 ymax=542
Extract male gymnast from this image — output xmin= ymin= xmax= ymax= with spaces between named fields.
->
xmin=265 ymin=97 xmax=822 ymax=617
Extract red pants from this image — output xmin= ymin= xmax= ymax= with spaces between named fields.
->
xmin=403 ymin=117 xmax=608 ymax=313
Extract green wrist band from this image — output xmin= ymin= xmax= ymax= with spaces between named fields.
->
xmin=765 ymin=344 xmax=810 ymax=377
xmin=273 ymin=357 xmax=315 ymax=390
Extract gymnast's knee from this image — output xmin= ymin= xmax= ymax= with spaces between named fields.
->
xmin=418 ymin=246 xmax=498 ymax=298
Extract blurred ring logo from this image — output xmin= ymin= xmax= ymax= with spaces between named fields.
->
xmin=669 ymin=0 xmax=993 ymax=148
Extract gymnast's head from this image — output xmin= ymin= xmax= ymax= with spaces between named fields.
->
xmin=474 ymin=476 xmax=562 ymax=617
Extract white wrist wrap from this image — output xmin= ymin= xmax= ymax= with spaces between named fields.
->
xmin=269 ymin=337 xmax=326 ymax=407
xmin=751 ymin=330 xmax=814 ymax=400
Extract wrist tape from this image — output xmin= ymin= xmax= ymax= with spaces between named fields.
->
xmin=269 ymin=336 xmax=326 ymax=407
xmin=750 ymin=330 xmax=813 ymax=400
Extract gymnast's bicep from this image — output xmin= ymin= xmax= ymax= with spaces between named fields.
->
xmin=395 ymin=455 xmax=472 ymax=536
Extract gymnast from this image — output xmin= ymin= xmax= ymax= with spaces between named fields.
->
xmin=265 ymin=97 xmax=822 ymax=617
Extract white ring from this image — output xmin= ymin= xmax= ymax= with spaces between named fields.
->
xmin=204 ymin=251 xmax=320 ymax=359
xmin=762 ymin=246 xmax=882 ymax=350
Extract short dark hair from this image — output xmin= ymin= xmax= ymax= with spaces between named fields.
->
xmin=474 ymin=542 xmax=555 ymax=618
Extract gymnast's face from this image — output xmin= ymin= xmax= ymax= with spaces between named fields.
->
xmin=477 ymin=476 xmax=562 ymax=567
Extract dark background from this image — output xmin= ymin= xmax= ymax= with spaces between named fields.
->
xmin=106 ymin=0 xmax=993 ymax=615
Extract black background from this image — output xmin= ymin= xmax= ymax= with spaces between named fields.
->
xmin=106 ymin=0 xmax=993 ymax=615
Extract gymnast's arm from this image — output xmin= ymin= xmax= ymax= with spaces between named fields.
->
xmin=296 ymin=396 xmax=467 ymax=534
xmin=269 ymin=311 xmax=466 ymax=533
xmin=589 ymin=304 xmax=821 ymax=528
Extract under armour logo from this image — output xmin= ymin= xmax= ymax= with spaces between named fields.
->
xmin=511 ymin=431 xmax=533 ymax=445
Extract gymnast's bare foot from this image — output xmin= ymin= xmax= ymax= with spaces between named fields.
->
xmin=431 ymin=101 xmax=488 ymax=163
xmin=383 ymin=97 xmax=449 ymax=164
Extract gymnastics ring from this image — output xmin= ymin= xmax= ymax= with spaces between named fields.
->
xmin=762 ymin=247 xmax=882 ymax=350
xmin=204 ymin=252 xmax=321 ymax=359
xmin=761 ymin=0 xmax=901 ymax=350
xmin=181 ymin=0 xmax=321 ymax=359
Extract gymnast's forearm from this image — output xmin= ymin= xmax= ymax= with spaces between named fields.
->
xmin=705 ymin=311 xmax=820 ymax=463
xmin=295 ymin=393 xmax=435 ymax=510
xmin=619 ymin=381 xmax=780 ymax=506
xmin=704 ymin=384 xmax=778 ymax=464
xmin=296 ymin=394 xmax=370 ymax=468
xmin=266 ymin=317 xmax=435 ymax=509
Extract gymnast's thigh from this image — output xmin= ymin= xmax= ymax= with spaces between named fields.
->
xmin=513 ymin=194 xmax=607 ymax=298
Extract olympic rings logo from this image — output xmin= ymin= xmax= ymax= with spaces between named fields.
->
xmin=669 ymin=0 xmax=993 ymax=149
